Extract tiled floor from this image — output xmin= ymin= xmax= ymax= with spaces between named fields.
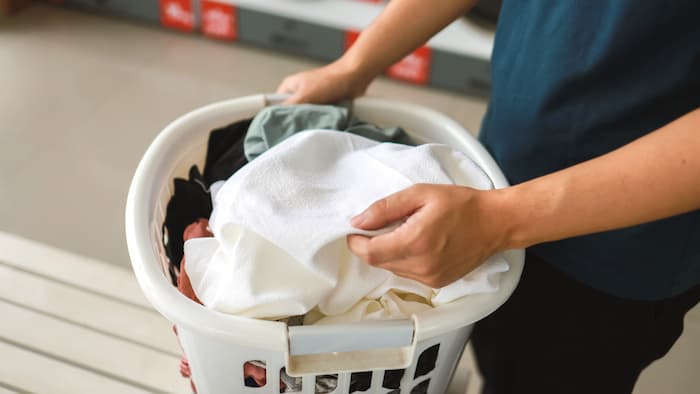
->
xmin=1 ymin=3 xmax=698 ymax=394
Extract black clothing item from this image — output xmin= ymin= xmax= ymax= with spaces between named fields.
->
xmin=162 ymin=119 xmax=252 ymax=284
xmin=471 ymin=252 xmax=700 ymax=394
xmin=162 ymin=166 xmax=211 ymax=284
xmin=203 ymin=118 xmax=252 ymax=185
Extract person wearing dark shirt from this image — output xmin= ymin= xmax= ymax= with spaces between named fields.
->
xmin=276 ymin=1 xmax=700 ymax=392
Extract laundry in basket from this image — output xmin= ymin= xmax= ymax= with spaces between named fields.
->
xmin=126 ymin=95 xmax=525 ymax=394
xmin=184 ymin=129 xmax=510 ymax=324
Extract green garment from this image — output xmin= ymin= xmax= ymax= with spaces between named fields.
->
xmin=244 ymin=104 xmax=413 ymax=161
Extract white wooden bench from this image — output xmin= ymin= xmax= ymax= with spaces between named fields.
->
xmin=0 ymin=232 xmax=191 ymax=394
xmin=0 ymin=232 xmax=480 ymax=394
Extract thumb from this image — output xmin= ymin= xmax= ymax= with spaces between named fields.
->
xmin=351 ymin=185 xmax=426 ymax=230
xmin=276 ymin=79 xmax=303 ymax=104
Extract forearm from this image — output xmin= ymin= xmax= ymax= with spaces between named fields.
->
xmin=501 ymin=108 xmax=700 ymax=249
xmin=338 ymin=0 xmax=478 ymax=84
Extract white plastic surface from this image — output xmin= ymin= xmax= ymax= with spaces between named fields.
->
xmin=125 ymin=94 xmax=524 ymax=392
xmin=288 ymin=320 xmax=414 ymax=356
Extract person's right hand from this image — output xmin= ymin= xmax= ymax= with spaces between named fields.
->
xmin=276 ymin=61 xmax=371 ymax=104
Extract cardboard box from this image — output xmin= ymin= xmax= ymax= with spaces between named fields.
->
xmin=237 ymin=7 xmax=344 ymax=62
xmin=43 ymin=0 xmax=492 ymax=97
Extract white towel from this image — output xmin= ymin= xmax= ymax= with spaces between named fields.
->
xmin=185 ymin=130 xmax=509 ymax=323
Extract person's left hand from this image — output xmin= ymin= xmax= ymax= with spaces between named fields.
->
xmin=347 ymin=184 xmax=513 ymax=288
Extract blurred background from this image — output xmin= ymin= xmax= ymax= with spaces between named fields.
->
xmin=1 ymin=1 xmax=697 ymax=393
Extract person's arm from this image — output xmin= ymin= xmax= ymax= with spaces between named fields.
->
xmin=505 ymin=108 xmax=700 ymax=248
xmin=348 ymin=108 xmax=700 ymax=287
xmin=277 ymin=0 xmax=478 ymax=104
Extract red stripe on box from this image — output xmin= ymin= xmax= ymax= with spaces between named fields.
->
xmin=344 ymin=30 xmax=432 ymax=85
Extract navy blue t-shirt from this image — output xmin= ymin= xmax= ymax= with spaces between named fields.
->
xmin=480 ymin=1 xmax=700 ymax=300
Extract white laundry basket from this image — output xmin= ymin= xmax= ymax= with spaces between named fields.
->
xmin=126 ymin=94 xmax=524 ymax=394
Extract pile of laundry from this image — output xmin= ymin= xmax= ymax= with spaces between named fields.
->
xmin=162 ymin=103 xmax=509 ymax=392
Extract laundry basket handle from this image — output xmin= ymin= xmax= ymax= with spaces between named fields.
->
xmin=286 ymin=319 xmax=416 ymax=376
xmin=265 ymin=93 xmax=290 ymax=105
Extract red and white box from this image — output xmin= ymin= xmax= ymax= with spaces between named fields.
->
xmin=159 ymin=0 xmax=195 ymax=32
xmin=345 ymin=30 xmax=432 ymax=85
xmin=200 ymin=0 xmax=238 ymax=41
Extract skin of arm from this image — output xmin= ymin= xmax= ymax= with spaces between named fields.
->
xmin=277 ymin=0 xmax=478 ymax=103
xmin=347 ymin=108 xmax=700 ymax=288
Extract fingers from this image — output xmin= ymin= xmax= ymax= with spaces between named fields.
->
xmin=280 ymin=81 xmax=329 ymax=104
xmin=351 ymin=185 xmax=427 ymax=230
xmin=282 ymin=92 xmax=305 ymax=105
xmin=276 ymin=67 xmax=355 ymax=105
xmin=347 ymin=231 xmax=408 ymax=266
xmin=276 ymin=76 xmax=297 ymax=95
xmin=277 ymin=79 xmax=312 ymax=105
xmin=276 ymin=77 xmax=304 ymax=104
xmin=347 ymin=233 xmax=433 ymax=285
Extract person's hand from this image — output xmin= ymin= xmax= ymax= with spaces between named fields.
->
xmin=347 ymin=184 xmax=514 ymax=288
xmin=276 ymin=61 xmax=371 ymax=104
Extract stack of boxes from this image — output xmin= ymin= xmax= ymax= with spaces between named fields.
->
xmin=39 ymin=0 xmax=493 ymax=97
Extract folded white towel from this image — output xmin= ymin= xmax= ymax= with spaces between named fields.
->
xmin=185 ymin=130 xmax=509 ymax=323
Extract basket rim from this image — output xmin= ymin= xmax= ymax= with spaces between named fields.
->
xmin=125 ymin=94 xmax=525 ymax=352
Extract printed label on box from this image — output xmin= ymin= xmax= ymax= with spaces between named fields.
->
xmin=345 ymin=30 xmax=432 ymax=85
xmin=201 ymin=0 xmax=237 ymax=41
xmin=160 ymin=0 xmax=195 ymax=32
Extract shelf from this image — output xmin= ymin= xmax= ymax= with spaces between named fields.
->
xmin=49 ymin=0 xmax=494 ymax=97
xmin=221 ymin=0 xmax=494 ymax=60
